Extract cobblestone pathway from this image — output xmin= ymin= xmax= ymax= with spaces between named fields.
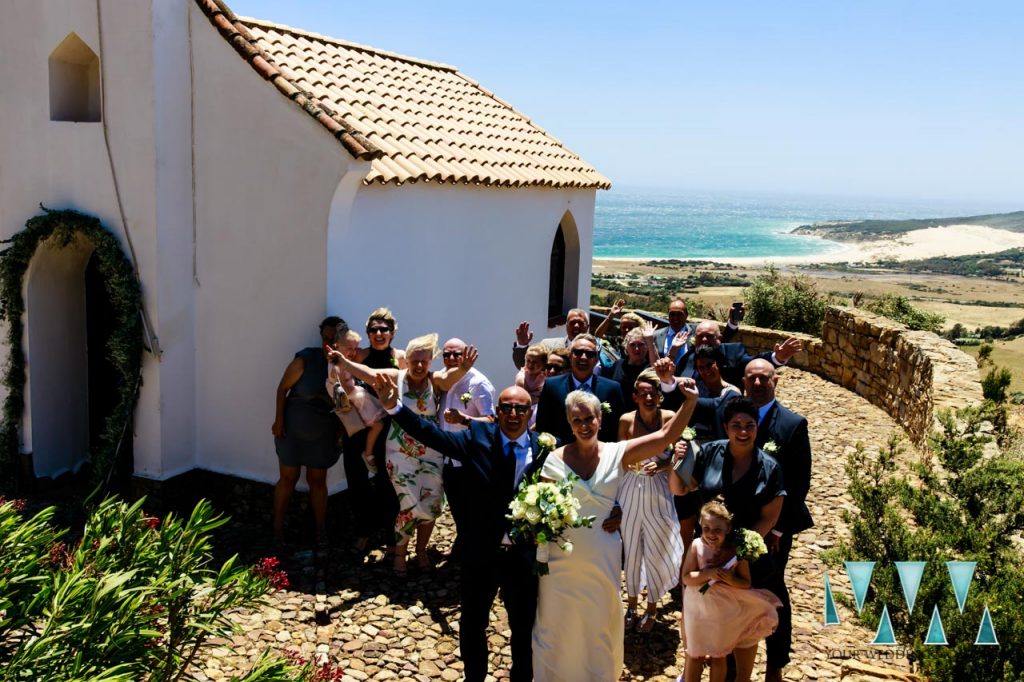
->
xmin=198 ymin=368 xmax=918 ymax=681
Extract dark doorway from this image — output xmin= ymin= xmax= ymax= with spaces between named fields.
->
xmin=548 ymin=225 xmax=566 ymax=325
xmin=84 ymin=252 xmax=130 ymax=483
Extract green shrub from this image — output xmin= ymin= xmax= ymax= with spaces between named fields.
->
xmin=0 ymin=496 xmax=317 ymax=681
xmin=828 ymin=404 xmax=1024 ymax=680
xmin=861 ymin=294 xmax=945 ymax=333
xmin=743 ymin=266 xmax=833 ymax=335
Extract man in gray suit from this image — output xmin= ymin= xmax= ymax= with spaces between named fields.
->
xmin=651 ymin=298 xmax=695 ymax=365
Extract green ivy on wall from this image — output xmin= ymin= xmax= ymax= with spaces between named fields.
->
xmin=0 ymin=208 xmax=144 ymax=493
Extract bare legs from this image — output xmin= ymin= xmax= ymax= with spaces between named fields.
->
xmin=272 ymin=464 xmax=329 ymax=544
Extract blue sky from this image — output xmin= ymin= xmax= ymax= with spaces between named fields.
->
xmin=229 ymin=1 xmax=1023 ymax=205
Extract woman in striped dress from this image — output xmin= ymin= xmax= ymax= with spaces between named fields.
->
xmin=617 ymin=368 xmax=685 ymax=633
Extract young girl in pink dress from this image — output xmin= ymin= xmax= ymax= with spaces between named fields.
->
xmin=681 ymin=501 xmax=782 ymax=682
xmin=514 ymin=343 xmax=547 ymax=427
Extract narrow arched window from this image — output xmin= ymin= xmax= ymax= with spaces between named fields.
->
xmin=49 ymin=33 xmax=101 ymax=122
xmin=547 ymin=212 xmax=580 ymax=327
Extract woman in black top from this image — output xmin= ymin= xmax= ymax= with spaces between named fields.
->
xmin=272 ymin=316 xmax=346 ymax=547
xmin=670 ymin=398 xmax=786 ymax=550
xmin=358 ymin=307 xmax=407 ymax=370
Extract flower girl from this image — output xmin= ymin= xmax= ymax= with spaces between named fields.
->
xmin=681 ymin=501 xmax=782 ymax=682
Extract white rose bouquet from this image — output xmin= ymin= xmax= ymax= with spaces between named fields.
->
xmin=507 ymin=472 xmax=595 ymax=575
xmin=699 ymin=528 xmax=768 ymax=594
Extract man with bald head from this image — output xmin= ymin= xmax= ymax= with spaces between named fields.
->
xmin=376 ymin=378 xmax=546 ymax=682
xmin=437 ymin=338 xmax=496 ymax=547
xmin=673 ymin=319 xmax=803 ymax=389
xmin=744 ymin=359 xmax=813 ymax=682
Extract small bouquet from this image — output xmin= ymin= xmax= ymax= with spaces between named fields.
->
xmin=699 ymin=528 xmax=768 ymax=594
xmin=460 ymin=392 xmax=473 ymax=406
xmin=507 ymin=472 xmax=595 ymax=575
xmin=762 ymin=440 xmax=779 ymax=455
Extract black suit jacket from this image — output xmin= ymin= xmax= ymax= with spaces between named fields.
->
xmin=755 ymin=401 xmax=814 ymax=535
xmin=391 ymin=407 xmax=549 ymax=559
xmin=535 ymin=373 xmax=626 ymax=444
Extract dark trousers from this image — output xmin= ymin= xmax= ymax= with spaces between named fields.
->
xmin=443 ymin=464 xmax=467 ymax=542
xmin=748 ymin=534 xmax=793 ymax=668
xmin=341 ymin=425 xmax=396 ymax=544
xmin=461 ymin=547 xmax=537 ymax=682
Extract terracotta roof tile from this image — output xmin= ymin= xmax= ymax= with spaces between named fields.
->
xmin=194 ymin=0 xmax=609 ymax=189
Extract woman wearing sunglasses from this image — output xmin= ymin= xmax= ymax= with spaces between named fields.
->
xmin=356 ymin=307 xmax=408 ymax=370
xmin=328 ymin=333 xmax=478 ymax=575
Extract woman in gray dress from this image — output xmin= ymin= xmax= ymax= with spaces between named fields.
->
xmin=271 ymin=316 xmax=345 ymax=546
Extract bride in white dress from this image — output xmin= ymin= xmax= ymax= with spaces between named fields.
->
xmin=533 ymin=381 xmax=699 ymax=682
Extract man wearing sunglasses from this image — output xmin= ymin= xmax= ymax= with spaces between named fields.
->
xmin=437 ymin=338 xmax=496 ymax=554
xmin=373 ymin=376 xmax=547 ymax=682
xmin=511 ymin=308 xmax=597 ymax=374
xmin=535 ymin=334 xmax=626 ymax=444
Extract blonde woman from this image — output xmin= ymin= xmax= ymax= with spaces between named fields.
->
xmin=329 ymin=333 xmax=477 ymax=574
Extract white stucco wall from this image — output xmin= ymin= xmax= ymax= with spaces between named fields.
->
xmin=328 ymin=183 xmax=597 ymax=392
xmin=0 ymin=0 xmax=166 ymax=479
xmin=189 ymin=0 xmax=368 ymax=489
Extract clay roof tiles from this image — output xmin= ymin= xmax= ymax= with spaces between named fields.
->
xmin=194 ymin=0 xmax=609 ymax=189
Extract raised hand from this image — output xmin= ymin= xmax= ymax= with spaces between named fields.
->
xmin=641 ymin=320 xmax=656 ymax=342
xmin=774 ymin=336 xmax=804 ymax=363
xmin=459 ymin=345 xmax=479 ymax=370
xmin=375 ymin=374 xmax=400 ymax=411
xmin=670 ymin=329 xmax=689 ymax=354
xmin=610 ymin=298 xmax=626 ymax=317
xmin=515 ymin=322 xmax=533 ymax=346
xmin=653 ymin=357 xmax=676 ymax=383
xmin=678 ymin=377 xmax=699 ymax=401
xmin=672 ymin=439 xmax=688 ymax=464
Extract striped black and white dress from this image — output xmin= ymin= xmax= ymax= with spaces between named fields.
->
xmin=619 ymin=447 xmax=683 ymax=604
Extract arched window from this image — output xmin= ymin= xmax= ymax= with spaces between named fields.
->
xmin=49 ymin=33 xmax=101 ymax=122
xmin=547 ymin=212 xmax=580 ymax=326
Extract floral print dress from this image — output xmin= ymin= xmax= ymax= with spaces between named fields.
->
xmin=385 ymin=370 xmax=445 ymax=542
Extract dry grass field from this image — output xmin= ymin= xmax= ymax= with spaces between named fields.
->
xmin=962 ymin=336 xmax=1024 ymax=393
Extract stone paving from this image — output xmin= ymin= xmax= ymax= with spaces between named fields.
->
xmin=197 ymin=368 xmax=919 ymax=681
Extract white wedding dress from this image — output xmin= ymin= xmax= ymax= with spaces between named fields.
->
xmin=533 ymin=441 xmax=626 ymax=682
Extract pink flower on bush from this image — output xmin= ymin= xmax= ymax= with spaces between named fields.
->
xmin=144 ymin=516 xmax=160 ymax=530
xmin=47 ymin=542 xmax=74 ymax=571
xmin=0 ymin=496 xmax=26 ymax=512
xmin=253 ymin=556 xmax=290 ymax=590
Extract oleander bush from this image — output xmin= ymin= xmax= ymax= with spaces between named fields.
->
xmin=0 ymin=496 xmax=326 ymax=681
xmin=743 ymin=266 xmax=834 ymax=335
xmin=829 ymin=393 xmax=1024 ymax=680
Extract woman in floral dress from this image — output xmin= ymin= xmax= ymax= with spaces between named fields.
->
xmin=328 ymin=332 xmax=477 ymax=574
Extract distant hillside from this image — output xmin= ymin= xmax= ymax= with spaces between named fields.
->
xmin=791 ymin=210 xmax=1024 ymax=241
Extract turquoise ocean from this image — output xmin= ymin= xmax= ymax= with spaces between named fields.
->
xmin=593 ymin=188 xmax=1021 ymax=260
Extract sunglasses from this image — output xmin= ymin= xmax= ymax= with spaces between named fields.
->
xmin=368 ymin=326 xmax=392 ymax=334
xmin=497 ymin=403 xmax=531 ymax=415
xmin=441 ymin=351 xmax=463 ymax=359
xmin=545 ymin=363 xmax=565 ymax=371
xmin=571 ymin=349 xmax=598 ymax=359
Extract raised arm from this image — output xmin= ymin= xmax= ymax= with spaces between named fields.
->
xmin=593 ymin=298 xmax=625 ymax=339
xmin=512 ymin=322 xmax=533 ymax=369
xmin=621 ymin=379 xmax=699 ymax=467
xmin=641 ymin=321 xmax=661 ymax=366
xmin=326 ymin=345 xmax=398 ymax=385
xmin=375 ymin=375 xmax=473 ymax=460
xmin=431 ymin=346 xmax=479 ymax=391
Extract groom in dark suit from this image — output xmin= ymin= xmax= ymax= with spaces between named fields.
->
xmin=374 ymin=377 xmax=549 ymax=682
xmin=535 ymin=334 xmax=626 ymax=444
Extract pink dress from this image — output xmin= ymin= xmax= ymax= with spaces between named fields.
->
xmin=683 ymin=538 xmax=782 ymax=658
xmin=326 ymin=366 xmax=385 ymax=436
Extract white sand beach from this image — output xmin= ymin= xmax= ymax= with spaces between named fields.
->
xmin=710 ymin=224 xmax=1024 ymax=266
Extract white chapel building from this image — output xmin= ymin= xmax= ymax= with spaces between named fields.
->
xmin=0 ymin=0 xmax=609 ymax=490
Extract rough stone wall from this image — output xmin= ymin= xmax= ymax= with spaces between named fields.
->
xmin=734 ymin=305 xmax=983 ymax=444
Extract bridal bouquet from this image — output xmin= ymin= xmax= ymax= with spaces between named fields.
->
xmin=699 ymin=528 xmax=768 ymax=594
xmin=507 ymin=472 xmax=595 ymax=576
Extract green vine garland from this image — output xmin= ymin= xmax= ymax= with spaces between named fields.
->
xmin=0 ymin=208 xmax=144 ymax=493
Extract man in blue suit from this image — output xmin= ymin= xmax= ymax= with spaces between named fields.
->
xmin=376 ymin=375 xmax=599 ymax=682
xmin=672 ymin=320 xmax=803 ymax=387
xmin=535 ymin=333 xmax=626 ymax=444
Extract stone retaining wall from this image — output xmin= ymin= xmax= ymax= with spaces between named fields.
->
xmin=735 ymin=305 xmax=983 ymax=444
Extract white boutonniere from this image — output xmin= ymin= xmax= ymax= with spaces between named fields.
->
xmin=763 ymin=440 xmax=779 ymax=455
xmin=601 ymin=401 xmax=612 ymax=414
xmin=537 ymin=432 xmax=557 ymax=452
xmin=459 ymin=392 xmax=473 ymax=406
xmin=681 ymin=427 xmax=696 ymax=441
